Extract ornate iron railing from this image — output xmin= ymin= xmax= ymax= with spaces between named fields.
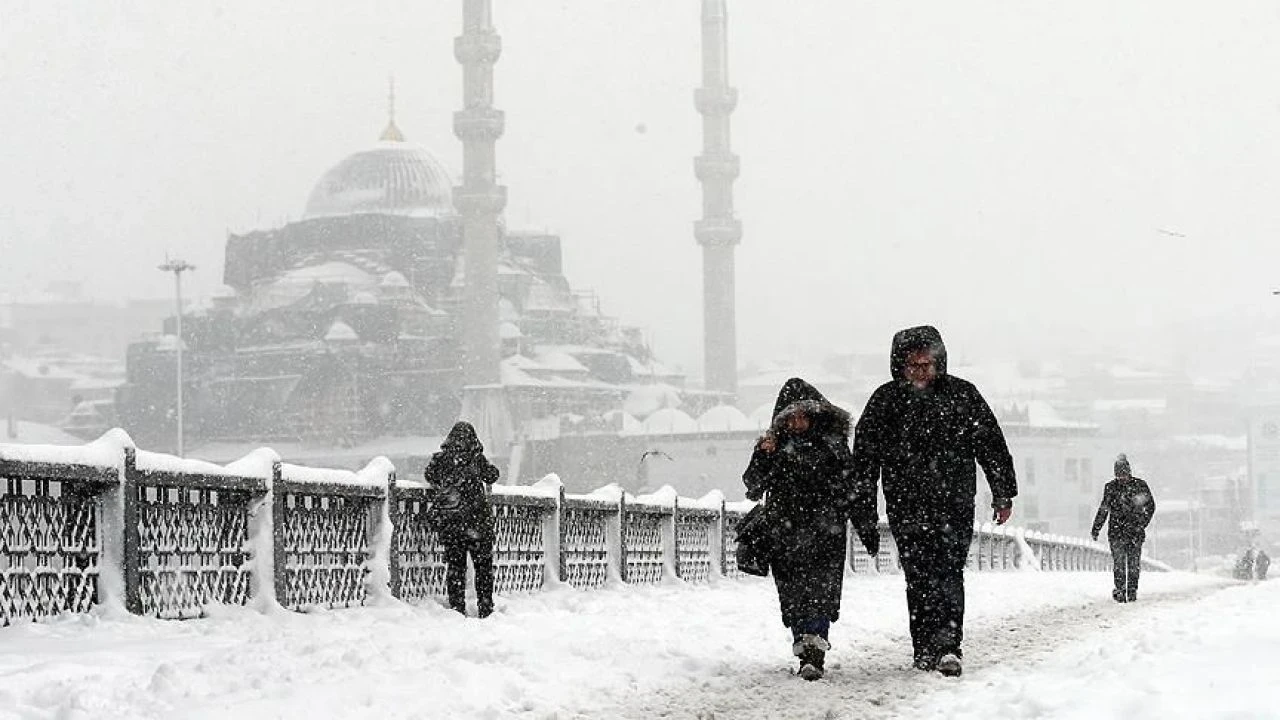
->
xmin=559 ymin=497 xmax=613 ymax=589
xmin=0 ymin=462 xmax=111 ymax=625
xmin=130 ymin=450 xmax=265 ymax=619
xmin=0 ymin=433 xmax=1149 ymax=625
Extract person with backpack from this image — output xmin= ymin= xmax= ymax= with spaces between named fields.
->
xmin=1091 ymin=453 xmax=1156 ymax=602
xmin=423 ymin=421 xmax=501 ymax=617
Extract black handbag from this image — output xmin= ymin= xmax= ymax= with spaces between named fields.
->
xmin=734 ymin=503 xmax=774 ymax=577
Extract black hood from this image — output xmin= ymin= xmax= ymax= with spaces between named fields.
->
xmin=769 ymin=377 xmax=851 ymax=437
xmin=441 ymin=421 xmax=484 ymax=456
xmin=890 ymin=325 xmax=948 ymax=382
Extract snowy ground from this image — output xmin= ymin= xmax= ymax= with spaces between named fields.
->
xmin=1 ymin=571 xmax=1272 ymax=720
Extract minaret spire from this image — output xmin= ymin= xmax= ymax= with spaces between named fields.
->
xmin=380 ymin=75 xmax=406 ymax=142
xmin=454 ymin=0 xmax=513 ymax=455
xmin=695 ymin=0 xmax=742 ymax=399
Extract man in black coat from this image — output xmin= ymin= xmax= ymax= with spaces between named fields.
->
xmin=850 ymin=326 xmax=1017 ymax=677
xmin=743 ymin=378 xmax=875 ymax=681
xmin=424 ymin=421 xmax=501 ymax=617
xmin=1091 ymin=454 xmax=1156 ymax=602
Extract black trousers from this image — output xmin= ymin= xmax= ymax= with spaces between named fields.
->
xmin=1109 ymin=535 xmax=1143 ymax=601
xmin=443 ymin=534 xmax=495 ymax=616
xmin=894 ymin=518 xmax=974 ymax=660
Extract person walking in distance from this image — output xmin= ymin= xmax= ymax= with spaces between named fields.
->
xmin=1091 ymin=453 xmax=1156 ymax=602
xmin=424 ymin=421 xmax=501 ymax=618
xmin=849 ymin=326 xmax=1018 ymax=677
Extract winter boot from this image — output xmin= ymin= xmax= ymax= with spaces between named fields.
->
xmin=1126 ymin=591 xmax=1137 ymax=602
xmin=936 ymin=653 xmax=962 ymax=677
xmin=792 ymin=634 xmax=829 ymax=681
xmin=913 ymin=653 xmax=938 ymax=672
xmin=1112 ymin=589 xmax=1127 ymax=603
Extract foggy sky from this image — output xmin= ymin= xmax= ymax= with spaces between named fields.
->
xmin=2 ymin=1 xmax=1279 ymax=379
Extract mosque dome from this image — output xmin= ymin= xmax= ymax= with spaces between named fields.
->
xmin=303 ymin=125 xmax=455 ymax=220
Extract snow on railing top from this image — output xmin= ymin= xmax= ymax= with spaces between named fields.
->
xmin=135 ymin=448 xmax=272 ymax=479
xmin=278 ymin=456 xmax=394 ymax=489
xmin=225 ymin=448 xmax=281 ymax=480
xmin=0 ymin=427 xmax=133 ymax=470
xmin=631 ymin=485 xmax=678 ymax=508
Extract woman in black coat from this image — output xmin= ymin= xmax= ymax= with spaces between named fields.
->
xmin=742 ymin=378 xmax=873 ymax=681
xmin=423 ymin=421 xmax=500 ymax=617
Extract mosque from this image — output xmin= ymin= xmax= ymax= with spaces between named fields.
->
xmin=116 ymin=1 xmax=744 ymax=475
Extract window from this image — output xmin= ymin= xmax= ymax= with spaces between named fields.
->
xmin=1023 ymin=496 xmax=1039 ymax=519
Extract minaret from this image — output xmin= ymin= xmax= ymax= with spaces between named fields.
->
xmin=454 ymin=0 xmax=512 ymax=454
xmin=695 ymin=0 xmax=742 ymax=399
xmin=454 ymin=0 xmax=506 ymax=385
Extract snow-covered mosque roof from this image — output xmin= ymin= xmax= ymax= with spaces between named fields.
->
xmin=624 ymin=384 xmax=683 ymax=418
xmin=303 ymin=141 xmax=454 ymax=220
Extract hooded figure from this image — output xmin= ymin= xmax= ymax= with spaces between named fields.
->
xmin=1090 ymin=453 xmax=1155 ymax=602
xmin=742 ymin=378 xmax=870 ymax=681
xmin=850 ymin=326 xmax=1017 ymax=676
xmin=424 ymin=421 xmax=501 ymax=617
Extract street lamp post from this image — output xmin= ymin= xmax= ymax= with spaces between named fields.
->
xmin=158 ymin=259 xmax=195 ymax=456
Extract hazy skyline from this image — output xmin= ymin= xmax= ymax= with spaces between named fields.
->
xmin=2 ymin=1 xmax=1279 ymax=378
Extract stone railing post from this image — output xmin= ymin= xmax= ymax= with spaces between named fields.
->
xmin=362 ymin=462 xmax=396 ymax=604
xmin=543 ymin=484 xmax=565 ymax=587
xmin=711 ymin=498 xmax=726 ymax=579
xmin=120 ymin=447 xmax=142 ymax=615
xmin=270 ymin=461 xmax=287 ymax=608
xmin=616 ymin=493 xmax=629 ymax=583
xmin=665 ymin=496 xmax=680 ymax=581
xmin=385 ymin=469 xmax=402 ymax=599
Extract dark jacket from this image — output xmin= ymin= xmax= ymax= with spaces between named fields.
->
xmin=423 ymin=422 xmax=500 ymax=544
xmin=1091 ymin=476 xmax=1156 ymax=541
xmin=850 ymin=326 xmax=1017 ymax=532
xmin=742 ymin=378 xmax=856 ymax=625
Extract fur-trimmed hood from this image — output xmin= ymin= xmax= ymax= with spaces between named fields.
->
xmin=769 ymin=378 xmax=851 ymax=438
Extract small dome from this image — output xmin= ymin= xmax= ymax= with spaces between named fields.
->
xmin=324 ymin=321 xmax=359 ymax=343
xmin=748 ymin=403 xmax=774 ymax=429
xmin=304 ymin=142 xmax=454 ymax=220
xmin=604 ymin=409 xmax=644 ymax=435
xmin=697 ymin=405 xmax=754 ymax=432
xmin=642 ymin=408 xmax=697 ymax=435
xmin=380 ymin=271 xmax=410 ymax=288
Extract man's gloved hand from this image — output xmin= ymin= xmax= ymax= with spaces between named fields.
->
xmin=992 ymin=497 xmax=1013 ymax=525
xmin=856 ymin=523 xmax=880 ymax=557
xmin=1091 ymin=531 xmax=1099 ymax=542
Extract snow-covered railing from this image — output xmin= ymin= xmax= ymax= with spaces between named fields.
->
xmin=0 ymin=431 xmax=1165 ymax=626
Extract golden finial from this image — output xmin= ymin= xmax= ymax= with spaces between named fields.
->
xmin=380 ymin=75 xmax=405 ymax=142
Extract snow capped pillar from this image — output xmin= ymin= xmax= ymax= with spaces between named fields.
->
xmin=92 ymin=430 xmax=136 ymax=618
xmin=360 ymin=457 xmax=398 ymax=606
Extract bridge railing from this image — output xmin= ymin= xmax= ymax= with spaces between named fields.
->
xmin=0 ymin=431 xmax=1163 ymax=625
